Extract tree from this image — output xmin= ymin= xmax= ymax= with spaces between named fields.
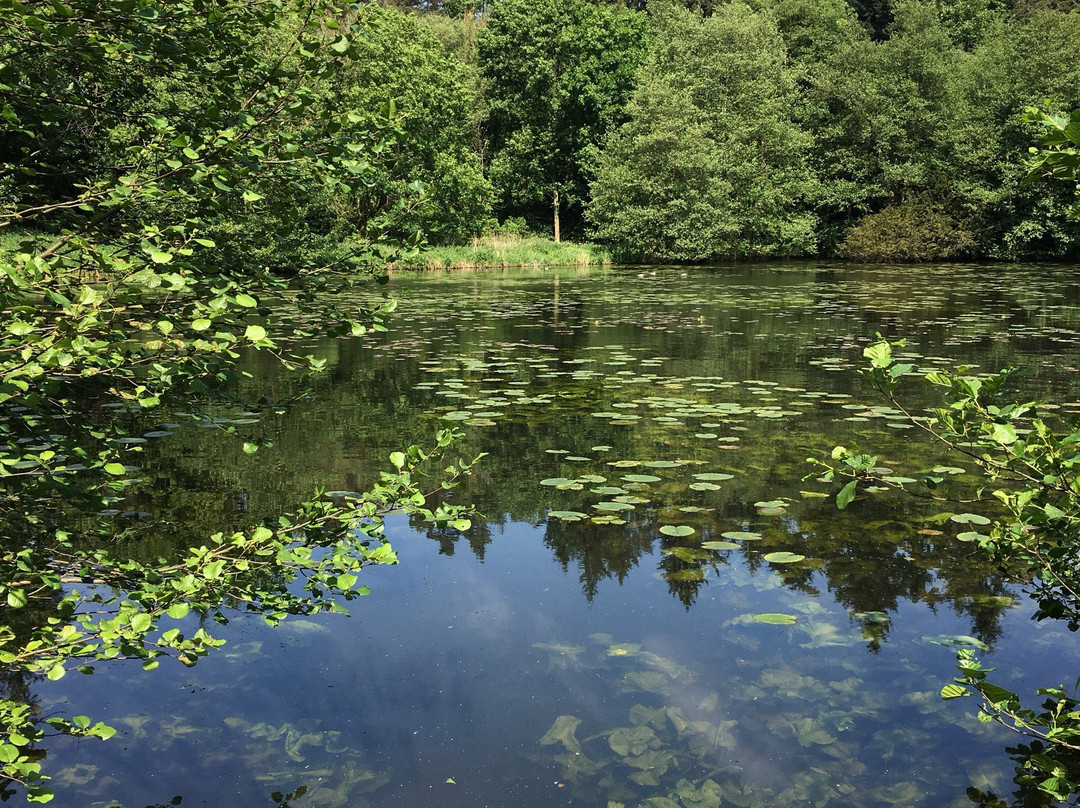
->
xmin=330 ymin=4 xmax=491 ymax=246
xmin=0 ymin=0 xmax=478 ymax=800
xmin=589 ymin=0 xmax=817 ymax=262
xmin=478 ymin=0 xmax=647 ymax=241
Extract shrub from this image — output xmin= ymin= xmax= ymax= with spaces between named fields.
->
xmin=839 ymin=197 xmax=975 ymax=262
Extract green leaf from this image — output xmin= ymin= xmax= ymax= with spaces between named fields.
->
xmin=244 ymin=324 xmax=267 ymax=342
xmin=6 ymin=589 xmax=27 ymax=609
xmin=234 ymin=293 xmax=257 ymax=308
xmin=130 ymin=613 xmax=152 ymax=634
xmin=389 ymin=451 xmax=406 ymax=469
xmin=242 ymin=442 xmax=259 ymax=454
xmin=980 ymin=682 xmax=1018 ymax=706
xmin=167 ymin=602 xmax=190 ymax=619
xmin=992 ymin=423 xmax=1018 ymax=445
xmin=191 ymin=318 xmax=212 ymax=331
xmin=836 ymin=480 xmax=857 ymax=510
xmin=863 ymin=340 xmax=893 ymax=368
xmin=940 ymin=684 xmax=970 ymax=700
xmin=104 ymin=462 xmax=126 ymax=476
xmin=337 ymin=572 xmax=359 ymax=590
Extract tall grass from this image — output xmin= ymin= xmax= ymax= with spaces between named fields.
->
xmin=395 ymin=234 xmax=610 ymax=270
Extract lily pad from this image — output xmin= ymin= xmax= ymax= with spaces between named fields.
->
xmin=701 ymin=541 xmax=740 ymax=551
xmin=440 ymin=411 xmax=471 ymax=421
xmin=548 ymin=511 xmax=589 ymax=522
xmin=693 ymin=473 xmax=734 ymax=482
xmin=591 ymin=486 xmax=628 ymax=496
xmin=591 ymin=515 xmax=628 ymax=525
xmin=722 ymin=531 xmax=762 ymax=541
xmin=689 ymin=482 xmax=721 ymax=491
xmin=622 ymin=474 xmax=662 ymax=484
xmin=576 ymin=474 xmax=607 ymax=484
xmin=950 ymin=513 xmax=992 ymax=525
xmin=755 ymin=506 xmax=786 ymax=516
xmin=540 ymin=477 xmax=581 ymax=489
xmin=763 ymin=551 xmax=807 ymax=564
xmin=594 ymin=501 xmax=635 ymax=511
xmin=752 ymin=613 xmax=798 ymax=625
xmin=932 ymin=465 xmax=967 ymax=475
xmin=658 ymin=525 xmax=695 ymax=537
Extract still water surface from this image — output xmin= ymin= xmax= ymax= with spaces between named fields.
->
xmin=43 ymin=263 xmax=1080 ymax=807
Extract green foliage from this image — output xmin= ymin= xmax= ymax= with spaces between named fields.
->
xmin=479 ymin=0 xmax=648 ymax=240
xmin=944 ymin=649 xmax=1080 ymax=805
xmin=330 ymin=4 xmax=491 ymax=245
xmin=838 ymin=196 xmax=976 ymax=261
xmin=589 ymin=0 xmax=817 ymax=262
xmin=1024 ymin=108 xmax=1080 ymax=217
xmin=0 ymin=0 xmax=483 ymax=799
xmin=812 ymin=336 xmax=1080 ymax=803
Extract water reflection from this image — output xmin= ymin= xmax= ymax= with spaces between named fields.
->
xmin=36 ymin=263 xmax=1080 ymax=807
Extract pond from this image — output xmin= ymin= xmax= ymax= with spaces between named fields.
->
xmin=38 ymin=262 xmax=1080 ymax=807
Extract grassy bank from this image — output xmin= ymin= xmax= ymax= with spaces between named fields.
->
xmin=395 ymin=235 xmax=610 ymax=270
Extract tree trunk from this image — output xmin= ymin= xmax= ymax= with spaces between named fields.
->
xmin=553 ymin=189 xmax=561 ymax=243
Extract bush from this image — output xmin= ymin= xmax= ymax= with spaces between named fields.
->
xmin=839 ymin=197 xmax=975 ymax=261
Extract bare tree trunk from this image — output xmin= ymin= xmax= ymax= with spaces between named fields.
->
xmin=553 ymin=189 xmax=561 ymax=244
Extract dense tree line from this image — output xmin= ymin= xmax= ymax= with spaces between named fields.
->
xmin=3 ymin=0 xmax=1080 ymax=264
xmin=470 ymin=0 xmax=1080 ymax=261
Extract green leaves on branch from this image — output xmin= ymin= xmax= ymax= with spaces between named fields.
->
xmin=0 ymin=431 xmax=480 ymax=798
xmin=1024 ymin=107 xmax=1080 ymax=218
xmin=942 ymin=650 xmax=1080 ymax=803
xmin=813 ymin=334 xmax=1080 ymax=801
xmin=0 ymin=0 xmax=488 ymax=800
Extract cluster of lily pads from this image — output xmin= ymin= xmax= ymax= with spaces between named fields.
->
xmin=403 ymin=341 xmax=1006 ymax=621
